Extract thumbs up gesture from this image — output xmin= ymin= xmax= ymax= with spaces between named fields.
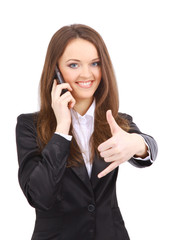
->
xmin=97 ymin=110 xmax=148 ymax=178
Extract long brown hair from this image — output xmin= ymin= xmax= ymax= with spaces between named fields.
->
xmin=37 ymin=24 xmax=129 ymax=166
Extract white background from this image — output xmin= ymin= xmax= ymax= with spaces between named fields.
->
xmin=0 ymin=0 xmax=168 ymax=239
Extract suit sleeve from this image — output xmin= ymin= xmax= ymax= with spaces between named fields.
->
xmin=16 ymin=114 xmax=70 ymax=210
xmin=121 ymin=113 xmax=158 ymax=168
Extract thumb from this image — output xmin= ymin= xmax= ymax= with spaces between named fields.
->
xmin=106 ymin=110 xmax=119 ymax=135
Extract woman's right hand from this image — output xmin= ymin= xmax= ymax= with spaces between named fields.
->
xmin=51 ymin=80 xmax=76 ymax=135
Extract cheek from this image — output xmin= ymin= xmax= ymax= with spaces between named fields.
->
xmin=95 ymin=69 xmax=102 ymax=82
xmin=62 ymin=70 xmax=77 ymax=84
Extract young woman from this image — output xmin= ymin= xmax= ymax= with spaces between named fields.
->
xmin=16 ymin=24 xmax=158 ymax=240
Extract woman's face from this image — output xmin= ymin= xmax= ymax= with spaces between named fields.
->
xmin=58 ymin=38 xmax=102 ymax=103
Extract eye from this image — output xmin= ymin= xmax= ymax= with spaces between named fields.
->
xmin=69 ymin=63 xmax=78 ymax=69
xmin=91 ymin=61 xmax=101 ymax=67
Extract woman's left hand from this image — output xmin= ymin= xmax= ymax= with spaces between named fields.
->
xmin=97 ymin=110 xmax=147 ymax=178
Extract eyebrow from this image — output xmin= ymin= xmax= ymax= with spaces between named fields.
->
xmin=66 ymin=59 xmax=80 ymax=63
xmin=66 ymin=58 xmax=100 ymax=63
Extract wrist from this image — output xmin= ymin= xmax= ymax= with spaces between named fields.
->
xmin=131 ymin=133 xmax=148 ymax=158
xmin=56 ymin=122 xmax=71 ymax=135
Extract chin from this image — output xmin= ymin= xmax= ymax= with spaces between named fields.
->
xmin=75 ymin=94 xmax=94 ymax=102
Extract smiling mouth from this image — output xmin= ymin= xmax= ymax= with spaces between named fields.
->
xmin=76 ymin=81 xmax=93 ymax=88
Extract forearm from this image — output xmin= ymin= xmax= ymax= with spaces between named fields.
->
xmin=128 ymin=133 xmax=158 ymax=168
xmin=125 ymin=114 xmax=158 ymax=168
xmin=17 ymin=132 xmax=70 ymax=210
xmin=25 ymin=135 xmax=69 ymax=209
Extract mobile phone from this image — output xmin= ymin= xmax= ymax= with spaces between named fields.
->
xmin=55 ymin=66 xmax=68 ymax=95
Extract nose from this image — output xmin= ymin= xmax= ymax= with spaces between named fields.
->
xmin=80 ymin=65 xmax=92 ymax=79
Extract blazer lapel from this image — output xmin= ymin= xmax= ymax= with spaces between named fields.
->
xmin=71 ymin=162 xmax=94 ymax=196
xmin=90 ymin=154 xmax=110 ymax=189
xmin=70 ymin=153 xmax=110 ymax=194
xmin=70 ymin=137 xmax=94 ymax=195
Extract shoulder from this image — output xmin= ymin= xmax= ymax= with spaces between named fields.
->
xmin=17 ymin=112 xmax=39 ymax=124
xmin=118 ymin=112 xmax=133 ymax=122
xmin=16 ymin=112 xmax=39 ymax=134
xmin=117 ymin=112 xmax=137 ymax=132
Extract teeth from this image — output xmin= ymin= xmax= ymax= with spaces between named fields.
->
xmin=78 ymin=81 xmax=91 ymax=86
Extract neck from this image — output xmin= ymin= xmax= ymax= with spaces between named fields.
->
xmin=73 ymin=98 xmax=94 ymax=116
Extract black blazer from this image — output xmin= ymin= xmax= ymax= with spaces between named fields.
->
xmin=16 ymin=113 xmax=158 ymax=240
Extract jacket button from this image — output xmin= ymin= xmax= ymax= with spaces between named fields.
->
xmin=88 ymin=204 xmax=95 ymax=212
